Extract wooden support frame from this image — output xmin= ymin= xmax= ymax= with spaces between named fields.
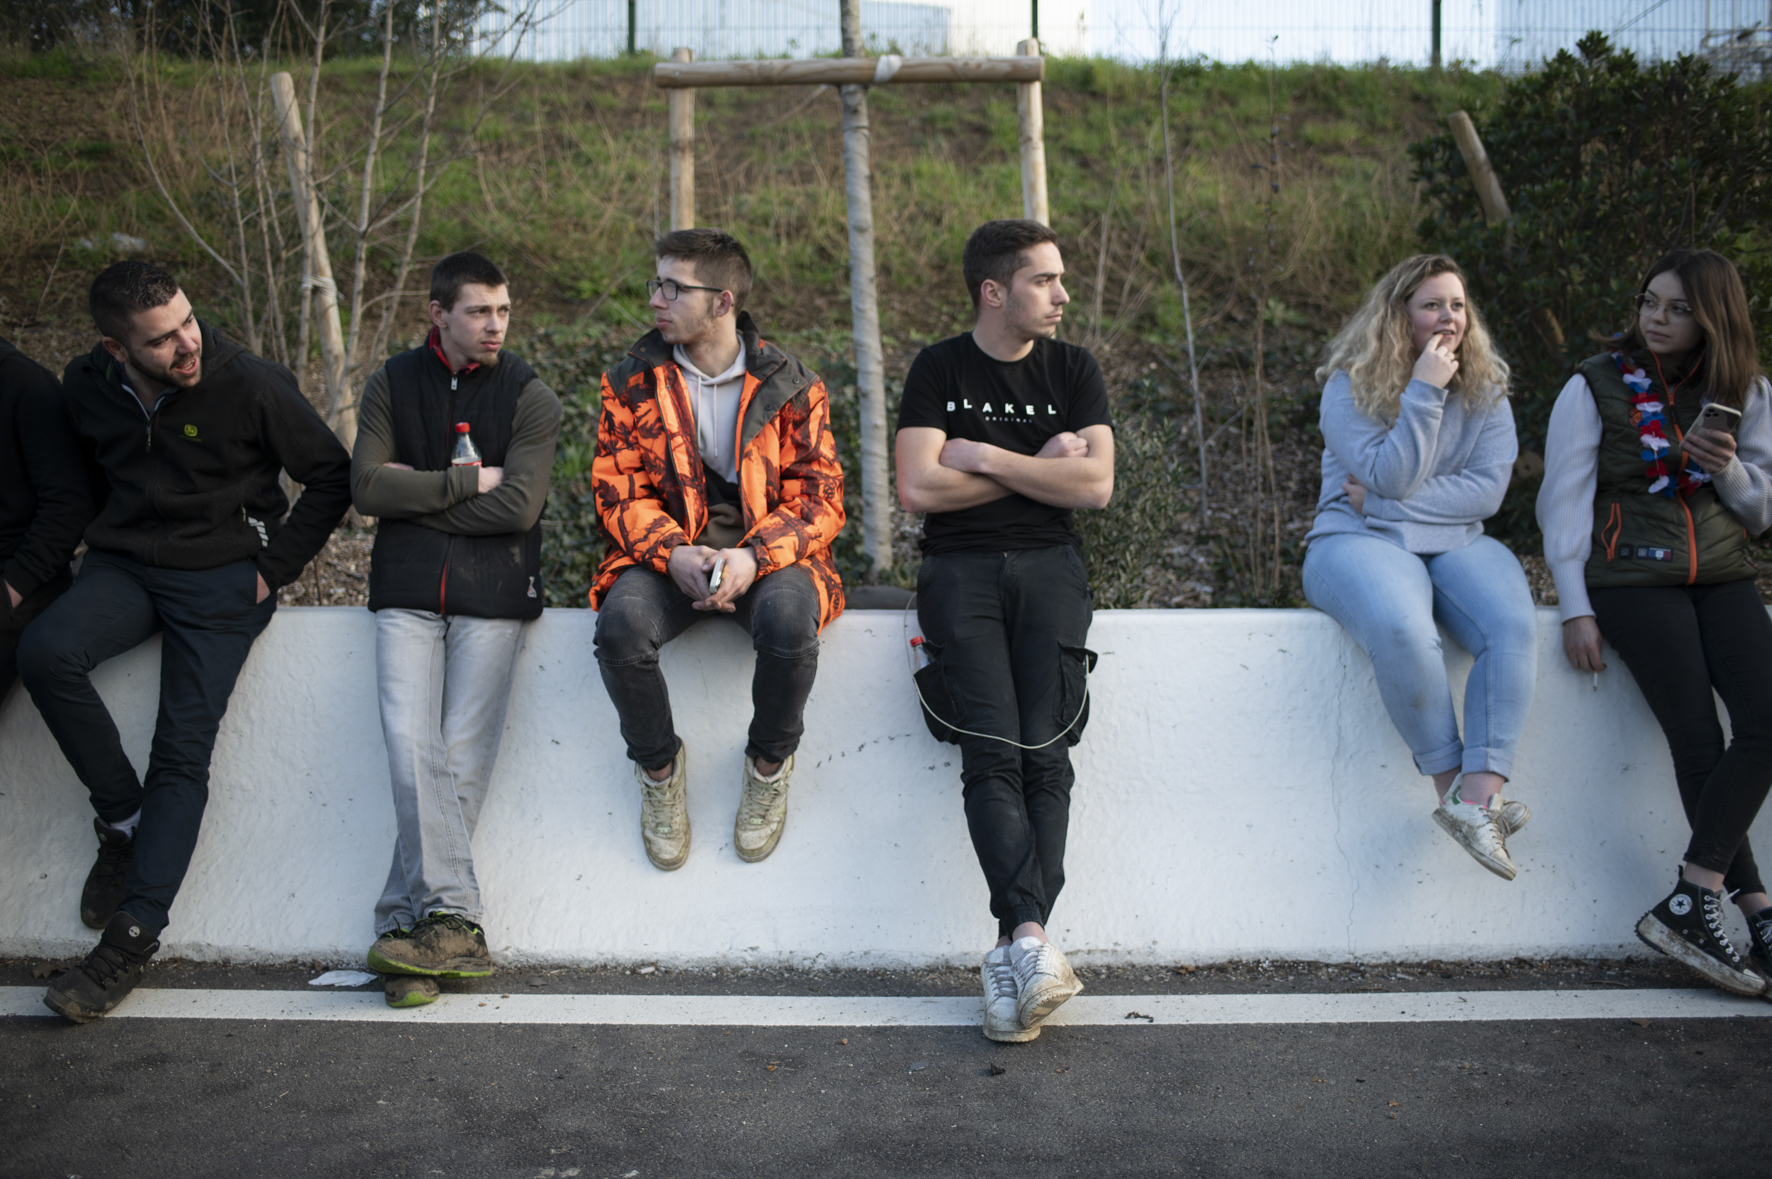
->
xmin=653 ymin=40 xmax=1050 ymax=576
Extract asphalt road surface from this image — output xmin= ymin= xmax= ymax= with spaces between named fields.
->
xmin=5 ymin=957 xmax=1770 ymax=1179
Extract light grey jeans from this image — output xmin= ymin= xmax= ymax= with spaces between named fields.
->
xmin=373 ymin=609 xmax=528 ymax=935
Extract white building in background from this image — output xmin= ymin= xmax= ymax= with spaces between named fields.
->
xmin=486 ymin=0 xmax=1765 ymax=67
xmin=495 ymin=0 xmax=1087 ymax=61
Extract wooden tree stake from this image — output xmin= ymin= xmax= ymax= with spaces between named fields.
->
xmin=1017 ymin=38 xmax=1049 ymax=224
xmin=669 ymin=47 xmax=696 ymax=230
xmin=1449 ymin=109 xmax=1564 ymax=347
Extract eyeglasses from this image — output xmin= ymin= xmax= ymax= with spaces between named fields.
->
xmin=647 ymin=278 xmax=724 ymax=302
xmin=1635 ymin=293 xmax=1694 ymax=322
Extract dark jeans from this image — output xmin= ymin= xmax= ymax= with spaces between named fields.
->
xmin=17 ymin=551 xmax=275 ymax=931
xmin=917 ymin=545 xmax=1093 ymax=937
xmin=1591 ymin=578 xmax=1772 ymax=894
xmin=594 ymin=564 xmax=821 ymax=769
xmin=1 ymin=569 xmax=71 ymax=699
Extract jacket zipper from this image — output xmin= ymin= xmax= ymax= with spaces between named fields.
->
xmin=1668 ymin=402 xmax=1699 ymax=585
xmin=440 ymin=372 xmax=458 ymax=613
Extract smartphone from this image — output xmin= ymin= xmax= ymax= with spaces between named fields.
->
xmin=708 ymin=555 xmax=726 ymax=592
xmin=1696 ymin=403 xmax=1742 ymax=436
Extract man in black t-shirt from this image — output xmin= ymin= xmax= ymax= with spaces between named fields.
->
xmin=895 ymin=219 xmax=1114 ymax=1043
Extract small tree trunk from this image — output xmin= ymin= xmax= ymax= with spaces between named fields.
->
xmin=840 ymin=0 xmax=891 ymax=576
xmin=270 ymin=71 xmax=349 ymax=450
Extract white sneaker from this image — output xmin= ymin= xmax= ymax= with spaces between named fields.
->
xmin=635 ymin=744 xmax=690 ymax=871
xmin=1432 ymin=799 xmax=1517 ymax=880
xmin=982 ymin=945 xmax=1039 ymax=1042
xmin=1010 ymin=937 xmax=1083 ymax=1030
xmin=734 ymin=754 xmax=793 ymax=863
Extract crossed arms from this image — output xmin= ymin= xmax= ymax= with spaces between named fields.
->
xmin=894 ymin=424 xmax=1115 ymax=514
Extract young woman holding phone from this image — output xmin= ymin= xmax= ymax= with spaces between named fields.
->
xmin=1302 ymin=254 xmax=1537 ymax=879
xmin=1538 ymin=248 xmax=1772 ymax=996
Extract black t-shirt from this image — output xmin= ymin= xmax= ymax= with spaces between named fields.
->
xmin=896 ymin=333 xmax=1112 ymax=554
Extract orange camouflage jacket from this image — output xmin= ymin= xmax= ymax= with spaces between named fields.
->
xmin=590 ymin=313 xmax=846 ymax=629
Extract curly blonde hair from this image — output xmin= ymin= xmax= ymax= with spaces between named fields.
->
xmin=1316 ymin=254 xmax=1510 ymax=422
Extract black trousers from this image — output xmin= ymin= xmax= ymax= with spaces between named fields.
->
xmin=918 ymin=545 xmax=1094 ymax=938
xmin=1591 ymin=578 xmax=1772 ymax=895
xmin=18 ymin=551 xmax=275 ymax=931
xmin=593 ymin=564 xmax=822 ymax=768
xmin=0 ymin=569 xmax=71 ymax=700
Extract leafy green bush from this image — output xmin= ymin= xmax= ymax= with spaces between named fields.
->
xmin=1074 ymin=412 xmax=1183 ymax=609
xmin=1410 ymin=33 xmax=1772 ymax=538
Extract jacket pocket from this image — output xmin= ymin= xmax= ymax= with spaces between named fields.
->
xmin=1602 ymin=501 xmax=1623 ymax=561
xmin=1057 ymin=644 xmax=1099 ymax=747
xmin=913 ymin=639 xmax=962 ymax=746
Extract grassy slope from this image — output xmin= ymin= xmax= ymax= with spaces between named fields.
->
xmin=0 ymin=50 xmax=1506 ymax=605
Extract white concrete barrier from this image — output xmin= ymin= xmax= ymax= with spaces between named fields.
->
xmin=2 ymin=606 xmax=1764 ymax=968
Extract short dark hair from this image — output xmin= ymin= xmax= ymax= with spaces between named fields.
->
xmin=430 ymin=251 xmax=508 ymax=311
xmin=89 ymin=261 xmax=182 ymax=343
xmin=962 ymin=219 xmax=1060 ymax=309
xmin=654 ymin=228 xmax=754 ymax=313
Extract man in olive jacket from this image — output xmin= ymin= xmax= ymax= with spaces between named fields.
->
xmin=352 ymin=252 xmax=561 ymax=1008
xmin=21 ymin=262 xmax=351 ymax=1022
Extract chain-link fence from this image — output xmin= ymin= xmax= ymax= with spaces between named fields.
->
xmin=486 ymin=0 xmax=1772 ymax=72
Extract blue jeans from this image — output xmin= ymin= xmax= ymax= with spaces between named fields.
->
xmin=1302 ymin=532 xmax=1537 ymax=778
xmin=372 ymin=609 xmax=527 ymax=935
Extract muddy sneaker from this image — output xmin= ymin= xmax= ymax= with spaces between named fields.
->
xmin=366 ymin=912 xmax=493 ymax=979
xmin=982 ymin=945 xmax=1038 ymax=1042
xmin=1492 ymin=797 xmax=1532 ymax=839
xmin=636 ymin=744 xmax=691 ymax=871
xmin=44 ymin=911 xmax=159 ymax=1023
xmin=1432 ymin=800 xmax=1517 ymax=880
xmin=734 ymin=754 xmax=793 ymax=863
xmin=385 ymin=975 xmax=441 ymax=1008
xmin=1636 ymin=877 xmax=1766 ymax=997
xmin=1746 ymin=911 xmax=1772 ymax=1001
xmin=1010 ymin=937 xmax=1083 ymax=1031
xmin=80 ymin=817 xmax=134 ymax=930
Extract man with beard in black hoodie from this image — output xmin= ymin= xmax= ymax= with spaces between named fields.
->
xmin=19 ymin=261 xmax=352 ymax=1022
xmin=0 ymin=338 xmax=92 ymax=698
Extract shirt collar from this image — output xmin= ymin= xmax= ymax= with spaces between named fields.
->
xmin=428 ymin=327 xmax=480 ymax=376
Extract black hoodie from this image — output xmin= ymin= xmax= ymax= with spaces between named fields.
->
xmin=60 ymin=322 xmax=351 ymax=588
xmin=0 ymin=338 xmax=93 ymax=600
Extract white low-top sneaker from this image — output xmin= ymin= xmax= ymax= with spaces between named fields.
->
xmin=1432 ymin=799 xmax=1517 ymax=880
xmin=636 ymin=744 xmax=691 ymax=871
xmin=982 ymin=945 xmax=1038 ymax=1042
xmin=1010 ymin=937 xmax=1083 ymax=1030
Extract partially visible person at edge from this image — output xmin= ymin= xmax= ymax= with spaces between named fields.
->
xmin=1538 ymin=248 xmax=1772 ymax=999
xmin=894 ymin=219 xmax=1114 ymax=1043
xmin=590 ymin=228 xmax=845 ymax=872
xmin=21 ymin=261 xmax=351 ymax=1023
xmin=0 ymin=338 xmax=92 ymax=702
xmin=351 ymin=252 xmax=562 ymax=1010
xmin=1300 ymin=254 xmax=1537 ymax=880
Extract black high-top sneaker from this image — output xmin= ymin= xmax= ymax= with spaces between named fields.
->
xmin=44 ymin=911 xmax=160 ymax=1023
xmin=1746 ymin=909 xmax=1772 ymax=1002
xmin=1636 ymin=876 xmax=1766 ymax=996
xmin=81 ymin=818 xmax=134 ymax=930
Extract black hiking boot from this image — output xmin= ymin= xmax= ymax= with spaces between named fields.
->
xmin=80 ymin=818 xmax=134 ymax=930
xmin=1636 ymin=876 xmax=1766 ymax=997
xmin=365 ymin=913 xmax=492 ymax=978
xmin=44 ymin=911 xmax=160 ymax=1023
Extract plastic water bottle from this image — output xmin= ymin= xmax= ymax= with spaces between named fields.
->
xmin=909 ymin=635 xmax=931 ymax=669
xmin=451 ymin=422 xmax=482 ymax=467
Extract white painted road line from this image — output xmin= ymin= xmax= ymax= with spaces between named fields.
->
xmin=4 ymin=987 xmax=1771 ymax=1025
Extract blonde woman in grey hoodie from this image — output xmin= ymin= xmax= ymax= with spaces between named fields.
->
xmin=1301 ymin=254 xmax=1536 ymax=880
